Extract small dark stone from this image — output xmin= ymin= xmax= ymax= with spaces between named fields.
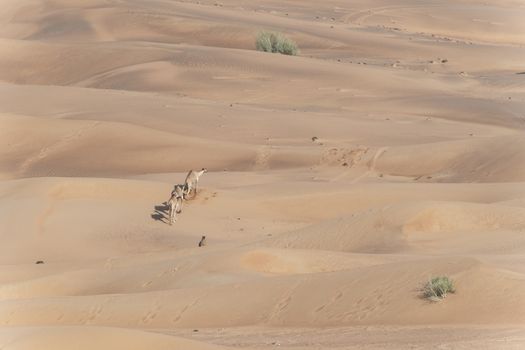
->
xmin=342 ymin=162 xmax=349 ymax=167
xmin=35 ymin=260 xmax=44 ymax=264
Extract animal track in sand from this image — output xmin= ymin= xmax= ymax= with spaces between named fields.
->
xmin=321 ymin=146 xmax=369 ymax=168
xmin=197 ymin=190 xmax=218 ymax=204
xmin=142 ymin=310 xmax=157 ymax=324
xmin=338 ymin=292 xmax=387 ymax=322
xmin=254 ymin=145 xmax=272 ymax=170
xmin=315 ymin=304 xmax=326 ymax=312
xmin=172 ymin=296 xmax=203 ymax=324
xmin=156 ymin=269 xmax=170 ymax=278
xmin=342 ymin=5 xmax=430 ymax=26
xmin=328 ymin=146 xmax=389 ymax=183
xmin=267 ymin=280 xmax=304 ymax=322
xmin=85 ymin=304 xmax=104 ymax=324
xmin=84 ymin=297 xmax=115 ymax=324
xmin=142 ymin=280 xmax=153 ymax=287
xmin=141 ymin=302 xmax=162 ymax=324
xmin=276 ymin=296 xmax=293 ymax=313
xmin=314 ymin=291 xmax=344 ymax=314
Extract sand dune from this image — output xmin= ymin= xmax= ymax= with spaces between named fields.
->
xmin=265 ymin=200 xmax=525 ymax=254
xmin=376 ymin=135 xmax=525 ymax=182
xmin=1 ymin=257 xmax=525 ymax=328
xmin=0 ymin=326 xmax=227 ymax=350
xmin=1 ymin=0 xmax=525 ymax=349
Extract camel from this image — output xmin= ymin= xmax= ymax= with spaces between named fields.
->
xmin=198 ymin=235 xmax=207 ymax=247
xmin=167 ymin=184 xmax=185 ymax=225
xmin=184 ymin=168 xmax=207 ymax=199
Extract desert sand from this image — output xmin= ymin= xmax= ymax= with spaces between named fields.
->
xmin=1 ymin=0 xmax=525 ymax=349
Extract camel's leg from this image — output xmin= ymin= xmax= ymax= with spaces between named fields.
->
xmin=188 ymin=184 xmax=197 ymax=199
xmin=176 ymin=197 xmax=183 ymax=213
xmin=186 ymin=185 xmax=196 ymax=199
xmin=168 ymin=202 xmax=175 ymax=225
xmin=185 ymin=184 xmax=193 ymax=199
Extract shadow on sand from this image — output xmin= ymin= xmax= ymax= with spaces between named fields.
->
xmin=152 ymin=184 xmax=188 ymax=224
xmin=151 ymin=203 xmax=169 ymax=223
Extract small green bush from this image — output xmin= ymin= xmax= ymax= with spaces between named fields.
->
xmin=255 ymin=31 xmax=299 ymax=56
xmin=422 ymin=276 xmax=455 ymax=301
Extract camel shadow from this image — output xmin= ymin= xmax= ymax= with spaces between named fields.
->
xmin=152 ymin=184 xmax=188 ymax=224
xmin=155 ymin=203 xmax=169 ymax=213
xmin=151 ymin=202 xmax=169 ymax=223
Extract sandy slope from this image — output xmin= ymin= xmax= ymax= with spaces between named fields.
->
xmin=0 ymin=326 xmax=228 ymax=350
xmin=1 ymin=0 xmax=525 ymax=349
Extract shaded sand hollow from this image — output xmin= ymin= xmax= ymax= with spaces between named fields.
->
xmin=1 ymin=0 xmax=525 ymax=349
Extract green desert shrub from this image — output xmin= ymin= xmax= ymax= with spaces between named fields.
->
xmin=255 ymin=31 xmax=299 ymax=56
xmin=422 ymin=276 xmax=455 ymax=301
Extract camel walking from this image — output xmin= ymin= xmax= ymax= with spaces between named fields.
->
xmin=184 ymin=168 xmax=207 ymax=199
xmin=167 ymin=184 xmax=185 ymax=224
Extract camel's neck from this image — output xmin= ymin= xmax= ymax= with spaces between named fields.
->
xmin=196 ymin=170 xmax=205 ymax=178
